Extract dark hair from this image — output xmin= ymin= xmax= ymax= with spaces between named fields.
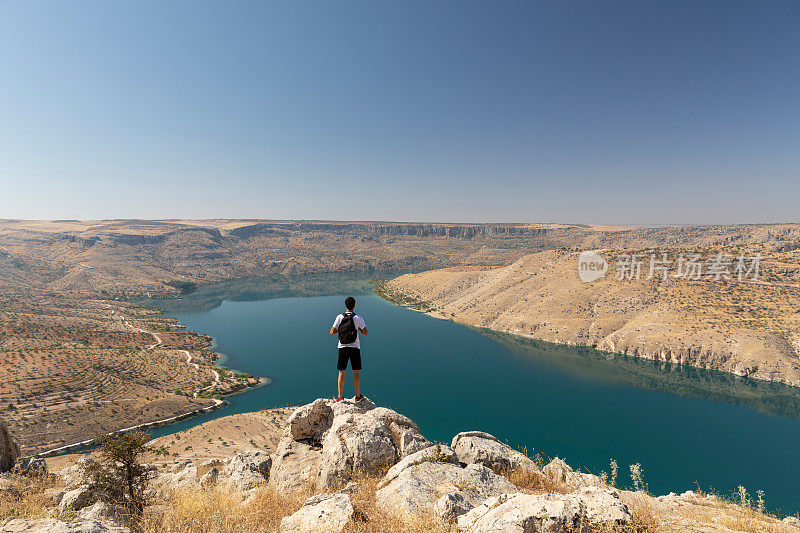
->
xmin=345 ymin=296 xmax=356 ymax=311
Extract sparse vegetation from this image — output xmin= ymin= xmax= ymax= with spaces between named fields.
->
xmin=87 ymin=431 xmax=153 ymax=518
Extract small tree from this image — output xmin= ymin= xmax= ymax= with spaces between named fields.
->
xmin=88 ymin=431 xmax=152 ymax=518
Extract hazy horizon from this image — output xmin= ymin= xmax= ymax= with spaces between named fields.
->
xmin=1 ymin=1 xmax=798 ymax=224
xmin=2 ymin=218 xmax=799 ymax=227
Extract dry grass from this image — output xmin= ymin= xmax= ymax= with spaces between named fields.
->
xmin=3 ymin=468 xmax=796 ymax=533
xmin=0 ymin=473 xmax=62 ymax=521
xmin=615 ymin=492 xmax=662 ymax=532
xmin=140 ymin=485 xmax=310 ymax=532
xmin=670 ymin=489 xmax=799 ymax=533
xmin=344 ymin=475 xmax=448 ymax=533
xmin=139 ymin=476 xmax=448 ymax=533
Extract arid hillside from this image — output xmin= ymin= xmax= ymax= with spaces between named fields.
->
xmin=0 ymin=293 xmax=260 ymax=454
xmin=2 ymin=219 xmax=799 ymax=297
xmin=384 ymin=247 xmax=800 ymax=386
xmin=2 ymin=219 xmax=800 ymax=452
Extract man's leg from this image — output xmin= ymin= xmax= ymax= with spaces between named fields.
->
xmin=338 ymin=370 xmax=346 ymax=398
xmin=353 ymin=370 xmax=360 ymax=396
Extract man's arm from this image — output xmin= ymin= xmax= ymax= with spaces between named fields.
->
xmin=330 ymin=326 xmax=338 ymax=335
xmin=359 ymin=327 xmax=368 ymax=336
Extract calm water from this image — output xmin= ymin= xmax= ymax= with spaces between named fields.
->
xmin=144 ymin=274 xmax=800 ymax=515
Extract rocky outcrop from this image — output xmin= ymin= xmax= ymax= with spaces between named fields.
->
xmin=270 ymin=397 xmax=430 ymax=492
xmin=279 ymin=492 xmax=355 ymax=533
xmin=451 ymin=431 xmax=541 ymax=475
xmin=0 ymin=418 xmax=20 ymax=473
xmin=157 ymin=464 xmax=198 ymax=489
xmin=457 ymin=487 xmax=632 ymax=532
xmin=60 ymin=456 xmax=95 ymax=489
xmin=59 ymin=485 xmax=97 ymax=512
xmin=223 ymin=450 xmax=272 ymax=492
xmin=375 ymin=445 xmax=517 ymax=523
xmin=0 ymin=518 xmax=131 ymax=532
xmin=78 ymin=502 xmax=132 ymax=529
xmin=541 ymin=457 xmax=604 ymax=490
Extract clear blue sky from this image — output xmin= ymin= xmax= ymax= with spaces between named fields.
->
xmin=1 ymin=1 xmax=798 ymax=224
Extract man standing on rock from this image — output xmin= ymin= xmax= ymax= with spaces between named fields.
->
xmin=330 ymin=296 xmax=367 ymax=402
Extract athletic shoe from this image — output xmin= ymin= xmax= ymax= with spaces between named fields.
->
xmin=354 ymin=394 xmax=364 ymax=402
xmin=335 ymin=396 xmax=344 ymax=402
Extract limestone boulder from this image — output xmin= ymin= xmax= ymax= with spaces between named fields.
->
xmin=279 ymin=492 xmax=355 ymax=533
xmin=457 ymin=487 xmax=632 ymax=532
xmin=376 ymin=460 xmax=517 ymax=522
xmin=223 ymin=450 xmax=271 ymax=492
xmin=542 ymin=458 xmax=604 ymax=490
xmin=330 ymin=397 xmax=377 ymax=417
xmin=316 ymin=412 xmax=396 ymax=491
xmin=0 ymin=518 xmax=131 ymax=532
xmin=0 ymin=418 xmax=20 ymax=473
xmin=286 ymin=399 xmax=334 ymax=441
xmin=272 ymin=397 xmax=410 ymax=493
xmin=77 ymin=502 xmax=132 ymax=528
xmin=457 ymin=493 xmax=586 ymax=532
xmin=170 ymin=459 xmax=192 ymax=473
xmin=270 ymin=438 xmax=323 ymax=492
xmin=573 ymin=486 xmax=632 ymax=524
xmin=60 ymin=456 xmax=95 ymax=489
xmin=59 ymin=485 xmax=97 ymax=512
xmin=378 ymin=445 xmax=459 ymax=489
xmin=451 ymin=431 xmax=540 ymax=475
xmin=366 ymin=407 xmax=431 ymax=458
xmin=159 ymin=465 xmax=198 ymax=488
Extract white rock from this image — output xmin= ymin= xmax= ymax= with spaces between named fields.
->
xmin=0 ymin=518 xmax=130 ymax=532
xmin=223 ymin=450 xmax=271 ymax=492
xmin=164 ymin=465 xmax=198 ymax=488
xmin=378 ymin=445 xmax=459 ymax=489
xmin=542 ymin=458 xmax=604 ymax=490
xmin=316 ymin=412 xmax=396 ymax=490
xmin=573 ymin=486 xmax=632 ymax=525
xmin=451 ymin=431 xmax=540 ymax=475
xmin=78 ymin=501 xmax=132 ymax=528
xmin=269 ymin=438 xmax=322 ymax=493
xmin=366 ymin=408 xmax=430 ymax=458
xmin=279 ymin=492 xmax=355 ymax=533
xmin=273 ymin=398 xmax=405 ymax=493
xmin=457 ymin=487 xmax=632 ymax=532
xmin=59 ymin=485 xmax=96 ymax=512
xmin=60 ymin=456 xmax=95 ymax=489
xmin=376 ymin=461 xmax=517 ymax=522
xmin=286 ymin=399 xmax=334 ymax=441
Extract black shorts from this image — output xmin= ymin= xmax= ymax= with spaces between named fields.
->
xmin=337 ymin=347 xmax=362 ymax=371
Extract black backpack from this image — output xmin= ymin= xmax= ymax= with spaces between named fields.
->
xmin=338 ymin=312 xmax=358 ymax=344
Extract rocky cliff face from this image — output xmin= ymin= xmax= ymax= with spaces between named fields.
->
xmin=0 ymin=417 xmax=20 ymax=473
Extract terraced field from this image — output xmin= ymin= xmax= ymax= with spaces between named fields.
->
xmin=0 ymin=294 xmax=259 ymax=454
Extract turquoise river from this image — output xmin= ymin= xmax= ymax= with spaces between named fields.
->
xmin=142 ymin=273 xmax=800 ymax=515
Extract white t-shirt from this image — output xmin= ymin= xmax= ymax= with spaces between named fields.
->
xmin=332 ymin=313 xmax=366 ymax=349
